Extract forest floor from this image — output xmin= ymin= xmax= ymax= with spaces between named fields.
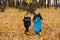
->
xmin=0 ymin=7 xmax=60 ymax=40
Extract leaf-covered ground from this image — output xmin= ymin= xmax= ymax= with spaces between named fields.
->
xmin=0 ymin=8 xmax=60 ymax=40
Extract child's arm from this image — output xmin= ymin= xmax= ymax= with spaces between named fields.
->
xmin=23 ymin=19 xmax=24 ymax=21
xmin=23 ymin=16 xmax=25 ymax=22
xmin=29 ymin=17 xmax=31 ymax=21
xmin=40 ymin=15 xmax=43 ymax=20
xmin=39 ymin=14 xmax=43 ymax=20
xmin=33 ymin=16 xmax=35 ymax=21
xmin=29 ymin=17 xmax=31 ymax=26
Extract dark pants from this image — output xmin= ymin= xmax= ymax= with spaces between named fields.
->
xmin=25 ymin=26 xmax=29 ymax=32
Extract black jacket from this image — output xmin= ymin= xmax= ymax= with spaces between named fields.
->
xmin=23 ymin=17 xmax=31 ymax=27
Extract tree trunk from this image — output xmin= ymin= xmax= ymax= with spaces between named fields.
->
xmin=55 ymin=0 xmax=57 ymax=9
xmin=47 ymin=0 xmax=50 ymax=8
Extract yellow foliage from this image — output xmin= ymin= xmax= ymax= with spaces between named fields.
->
xmin=26 ymin=0 xmax=32 ymax=3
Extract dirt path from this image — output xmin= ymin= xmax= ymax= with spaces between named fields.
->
xmin=0 ymin=8 xmax=60 ymax=40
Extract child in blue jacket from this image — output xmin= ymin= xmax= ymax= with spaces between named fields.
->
xmin=33 ymin=12 xmax=43 ymax=35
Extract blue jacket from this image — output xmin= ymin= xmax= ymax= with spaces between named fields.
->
xmin=33 ymin=14 xmax=43 ymax=22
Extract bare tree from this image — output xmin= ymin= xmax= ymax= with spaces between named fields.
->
xmin=47 ymin=0 xmax=50 ymax=8
xmin=55 ymin=0 xmax=57 ymax=9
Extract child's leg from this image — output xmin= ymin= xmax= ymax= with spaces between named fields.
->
xmin=25 ymin=26 xmax=29 ymax=32
xmin=36 ymin=32 xmax=39 ymax=35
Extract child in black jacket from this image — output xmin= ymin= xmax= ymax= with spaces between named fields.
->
xmin=23 ymin=12 xmax=31 ymax=33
